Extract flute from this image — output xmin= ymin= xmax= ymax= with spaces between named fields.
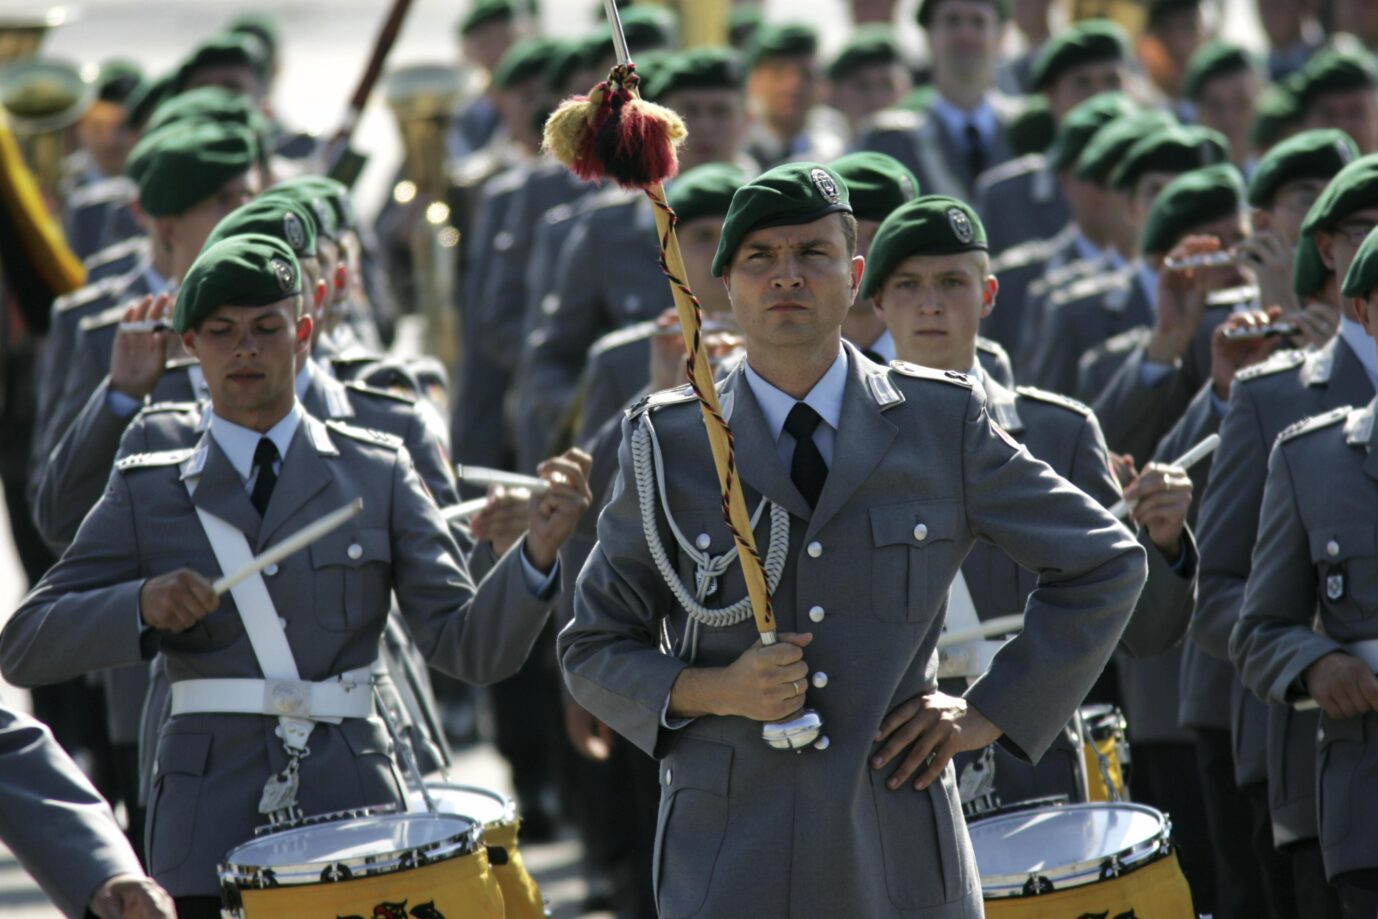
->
xmin=213 ymin=499 xmax=364 ymax=595
xmin=1108 ymin=434 xmax=1220 ymax=519
xmin=454 ymin=465 xmax=551 ymax=494
xmin=117 ymin=320 xmax=173 ymax=334
xmin=1221 ymin=321 xmax=1300 ymax=341
xmin=1163 ymin=250 xmax=1238 ymax=271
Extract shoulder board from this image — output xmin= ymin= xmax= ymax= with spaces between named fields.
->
xmin=78 ymin=300 xmax=129 ymax=331
xmin=580 ymin=185 xmax=639 ymax=216
xmin=589 ymin=320 xmax=656 ymax=359
xmin=889 ymin=361 xmax=975 ymax=388
xmin=627 ymin=383 xmax=696 ymax=419
xmin=139 ymin=401 xmax=199 ymax=415
xmin=1278 ymin=405 xmax=1351 ymax=444
xmin=66 ymin=175 xmax=136 ymax=210
xmin=975 ymin=336 xmax=1009 ymax=360
xmin=976 ymin=153 xmax=1043 ymax=193
xmin=991 ymin=234 xmax=1060 ymax=273
xmin=1093 ymin=325 xmax=1150 ymax=358
xmin=324 ymin=419 xmax=404 ymax=450
xmin=859 ymin=108 xmax=921 ymax=134
xmin=483 ymin=164 xmax=530 ymax=197
xmin=1014 ymin=385 xmax=1093 ymax=417
xmin=329 ymin=349 xmax=381 ymax=366
xmin=83 ymin=235 xmax=148 ymax=271
xmin=115 ymin=448 xmax=194 ymax=472
xmin=451 ymin=149 xmax=505 ymax=187
xmin=1236 ymin=349 xmax=1305 ymax=382
xmin=55 ymin=274 xmax=122 ymax=313
xmin=541 ymin=201 xmax=578 ymax=228
xmin=345 ymin=380 xmax=417 ymax=404
xmin=1048 ymin=270 xmax=1129 ymax=308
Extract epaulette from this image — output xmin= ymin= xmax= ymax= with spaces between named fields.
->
xmin=55 ymin=274 xmax=123 ymax=313
xmin=858 ymin=108 xmax=921 ymax=135
xmin=138 ymin=401 xmax=199 ymax=415
xmin=1278 ymin=405 xmax=1351 ymax=444
xmin=482 ymin=163 xmax=529 ymax=198
xmin=329 ymin=348 xmax=381 ymax=366
xmin=541 ymin=201 xmax=578 ymax=228
xmin=82 ymin=235 xmax=148 ymax=271
xmin=1048 ymin=270 xmax=1129 ymax=308
xmin=450 ymin=148 xmax=506 ymax=187
xmin=324 ymin=419 xmax=404 ymax=450
xmin=1236 ymin=348 xmax=1304 ymax=382
xmin=115 ymin=448 xmax=194 ymax=472
xmin=975 ymin=336 xmax=1009 ymax=360
xmin=580 ymin=184 xmax=640 ymax=217
xmin=1015 ymin=385 xmax=1093 ymax=417
xmin=65 ymin=175 xmax=136 ymax=210
xmin=991 ymin=232 xmax=1061 ymax=273
xmin=627 ymin=383 xmax=696 ymax=419
xmin=589 ymin=320 xmax=656 ymax=360
xmin=975 ymin=153 xmax=1042 ymax=194
xmin=889 ymin=361 xmax=975 ymax=388
xmin=345 ymin=379 xmax=417 ymax=404
xmin=1086 ymin=326 xmax=1149 ymax=361
xmin=78 ymin=300 xmax=129 ymax=331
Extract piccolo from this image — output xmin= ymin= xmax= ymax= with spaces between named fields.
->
xmin=1108 ymin=433 xmax=1220 ymax=519
xmin=1163 ymin=251 xmax=1237 ymax=271
xmin=214 ymin=499 xmax=364 ymax=595
xmin=117 ymin=320 xmax=173 ymax=334
xmin=454 ymin=465 xmax=551 ymax=494
xmin=1221 ymin=321 xmax=1300 ymax=341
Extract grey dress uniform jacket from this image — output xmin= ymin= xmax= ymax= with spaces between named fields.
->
xmin=1230 ymin=397 xmax=1378 ymax=879
xmin=0 ymin=706 xmax=147 ymax=918
xmin=855 ymin=97 xmax=1020 ymax=201
xmin=1025 ymin=263 xmax=1154 ymax=396
xmin=973 ymin=153 xmax=1070 ymax=257
xmin=0 ymin=412 xmax=556 ymax=897
xmin=560 ymin=345 xmax=1147 ymax=918
xmin=984 ymin=223 xmax=1082 ymax=365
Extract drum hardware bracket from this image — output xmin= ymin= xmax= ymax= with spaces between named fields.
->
xmin=487 ymin=845 xmax=510 ymax=866
xmin=320 ymin=862 xmax=352 ymax=883
xmin=1021 ymin=875 xmax=1054 ymax=896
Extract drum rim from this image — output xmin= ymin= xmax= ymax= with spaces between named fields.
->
xmin=972 ymin=802 xmax=1171 ymax=898
xmin=219 ymin=812 xmax=483 ymax=888
xmin=418 ymin=782 xmax=519 ymax=828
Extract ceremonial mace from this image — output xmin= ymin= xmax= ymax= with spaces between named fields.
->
xmin=542 ymin=1 xmax=821 ymax=752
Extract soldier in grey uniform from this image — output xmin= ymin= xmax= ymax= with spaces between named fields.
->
xmin=825 ymin=25 xmax=912 ymax=142
xmin=1229 ymin=229 xmax=1378 ymax=917
xmin=559 ymin=164 xmax=1147 ymax=918
xmin=0 ymin=235 xmax=592 ymax=918
xmin=1292 ymin=46 xmax=1378 ymax=155
xmin=1196 ymin=155 xmax=1378 ymax=919
xmin=856 ymin=0 xmax=1021 ymax=201
xmin=974 ymin=19 xmax=1130 ymax=256
xmin=1182 ymin=42 xmax=1264 ymax=173
xmin=0 ymin=705 xmax=175 ymax=919
xmin=742 ymin=24 xmax=845 ymax=170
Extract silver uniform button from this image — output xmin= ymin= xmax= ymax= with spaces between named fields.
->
xmin=665 ymin=768 xmax=673 ymax=785
xmin=814 ymin=736 xmax=830 ymax=751
xmin=347 ymin=543 xmax=363 ymax=560
xmin=264 ymin=563 xmax=279 ymax=577
xmin=1327 ymin=539 xmax=1340 ymax=558
xmin=807 ymin=541 xmax=823 ymax=558
xmin=808 ymin=605 xmax=825 ymax=623
xmin=913 ymin=523 xmax=928 ymax=542
xmin=812 ymin=671 xmax=828 ymax=689
xmin=696 ymin=533 xmax=711 ymax=551
xmin=278 ymin=617 xmax=288 ymax=628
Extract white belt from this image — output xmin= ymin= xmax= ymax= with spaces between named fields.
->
xmin=169 ymin=664 xmax=377 ymax=722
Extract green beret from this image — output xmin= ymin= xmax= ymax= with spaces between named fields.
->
xmin=1147 ymin=0 xmax=1202 ymax=29
xmin=1109 ymin=124 xmax=1228 ymax=190
xmin=146 ymin=86 xmax=269 ymax=139
xmin=125 ymin=71 xmax=176 ymax=129
xmin=829 ymin=152 xmax=919 ymax=222
xmin=266 ymin=178 xmax=340 ymax=241
xmin=541 ymin=40 xmax=584 ymax=93
xmin=1302 ymin=154 xmax=1378 ymax=236
xmin=1028 ymin=19 xmax=1129 ymax=92
xmin=859 ymin=195 xmax=987 ymax=300
xmin=492 ymin=37 xmax=560 ymax=89
xmin=620 ymin=6 xmax=679 ymax=52
xmin=176 ymin=34 xmax=267 ymax=91
xmin=917 ymin=0 xmax=1009 ymax=28
xmin=1247 ymin=129 xmax=1358 ymax=208
xmin=277 ymin=175 xmax=356 ymax=232
xmin=644 ymin=47 xmax=743 ymax=100
xmin=1292 ymin=233 xmax=1327 ymax=298
xmin=827 ymin=25 xmax=901 ymax=83
xmin=204 ymin=195 xmax=317 ymax=259
xmin=729 ymin=6 xmax=764 ymax=50
xmin=226 ymin=13 xmax=280 ymax=63
xmin=1007 ymin=98 xmax=1056 ymax=156
xmin=712 ymin=162 xmax=851 ymax=276
xmin=746 ymin=23 xmax=817 ymax=69
xmin=1297 ymin=47 xmax=1378 ymax=107
xmin=1182 ymin=41 xmax=1256 ymax=101
xmin=127 ymin=121 xmax=258 ymax=217
xmin=1140 ymin=164 xmax=1246 ymax=256
xmin=667 ymin=163 xmax=747 ymax=224
xmin=458 ymin=0 xmax=514 ymax=36
xmin=1341 ymin=224 xmax=1378 ymax=298
xmin=1250 ymin=81 xmax=1301 ymax=150
xmin=1075 ymin=109 xmax=1176 ymax=184
xmin=95 ymin=59 xmax=142 ymax=104
xmin=175 ymin=234 xmax=301 ymax=332
xmin=1049 ymin=91 xmax=1137 ymax=172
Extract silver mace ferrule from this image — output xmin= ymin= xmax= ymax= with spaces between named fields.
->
xmin=759 ymin=630 xmax=827 ymax=752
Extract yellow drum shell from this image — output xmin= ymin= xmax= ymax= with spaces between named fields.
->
xmin=984 ymin=850 xmax=1194 ymax=918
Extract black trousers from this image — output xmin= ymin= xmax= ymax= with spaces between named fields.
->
xmin=1193 ymin=728 xmax=1277 ymax=919
xmin=1130 ymin=741 xmax=1216 ymax=916
xmin=1333 ymin=869 xmax=1378 ymax=919
xmin=1285 ymin=838 xmax=1342 ymax=919
xmin=1242 ymin=781 xmax=1297 ymax=919
xmin=172 ymin=896 xmax=221 ymax=919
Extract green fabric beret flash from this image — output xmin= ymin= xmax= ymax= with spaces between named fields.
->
xmin=1029 ymin=19 xmax=1128 ymax=92
xmin=279 ymin=175 xmax=357 ymax=231
xmin=203 ymin=195 xmax=319 ymax=259
xmin=127 ymin=120 xmax=258 ymax=217
xmin=175 ymin=234 xmax=302 ymax=332
xmin=828 ymin=152 xmax=919 ymax=222
xmin=1140 ymin=163 xmax=1246 ymax=256
xmin=667 ymin=162 xmax=748 ymax=224
xmin=860 ymin=195 xmax=986 ymax=300
xmin=1247 ymin=128 xmax=1357 ymax=208
xmin=267 ymin=177 xmax=340 ymax=240
xmin=712 ymin=162 xmax=851 ymax=276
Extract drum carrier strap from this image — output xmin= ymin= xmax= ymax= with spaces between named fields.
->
xmin=180 ymin=479 xmax=378 ymax=826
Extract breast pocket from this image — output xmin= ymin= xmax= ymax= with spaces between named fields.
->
xmin=870 ymin=501 xmax=963 ymax=623
xmin=309 ymin=528 xmax=392 ymax=631
xmin=669 ymin=510 xmax=742 ymax=605
xmin=148 ymin=732 xmax=211 ymax=874
xmin=654 ymin=737 xmax=733 ymax=919
xmin=1308 ymin=524 xmax=1376 ymax=624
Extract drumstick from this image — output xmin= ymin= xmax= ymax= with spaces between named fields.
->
xmin=1293 ymin=698 xmax=1320 ymax=711
xmin=937 ymin=614 xmax=1024 ymax=649
xmin=442 ymin=489 xmax=535 ymax=522
xmin=454 ymin=465 xmax=551 ymax=495
xmin=1108 ymin=434 xmax=1220 ymax=520
xmin=213 ymin=499 xmax=364 ymax=595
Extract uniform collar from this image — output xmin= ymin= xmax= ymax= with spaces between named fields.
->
xmin=1337 ymin=316 xmax=1378 ymax=390
xmin=207 ymin=400 xmax=304 ymax=481
xmin=930 ymin=94 xmax=999 ymax=150
xmin=742 ymin=347 xmax=848 ymax=445
xmin=870 ymin=328 xmax=897 ymax=362
xmin=972 ymin=364 xmax=1024 ymax=433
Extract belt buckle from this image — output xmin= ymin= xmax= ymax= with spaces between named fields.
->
xmin=264 ymin=679 xmax=310 ymax=717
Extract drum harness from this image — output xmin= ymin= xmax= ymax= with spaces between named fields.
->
xmin=172 ymin=471 xmax=382 ymax=827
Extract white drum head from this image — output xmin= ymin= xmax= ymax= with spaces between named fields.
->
xmin=969 ymin=803 xmax=1168 ymax=897
xmin=409 ymin=783 xmax=515 ymax=826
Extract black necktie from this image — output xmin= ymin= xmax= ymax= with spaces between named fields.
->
xmin=965 ymin=121 xmax=986 ymax=180
xmin=784 ymin=403 xmax=828 ymax=509
xmin=250 ymin=438 xmax=279 ymax=516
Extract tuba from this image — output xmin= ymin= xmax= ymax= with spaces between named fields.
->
xmin=0 ymin=7 xmax=71 ymax=65
xmin=0 ymin=56 xmax=94 ymax=205
xmin=384 ymin=64 xmax=465 ymax=371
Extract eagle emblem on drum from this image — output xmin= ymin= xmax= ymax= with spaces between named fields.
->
xmin=337 ymin=900 xmax=447 ymax=919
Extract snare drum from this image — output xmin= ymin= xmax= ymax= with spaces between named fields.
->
xmin=1078 ymin=704 xmax=1130 ymax=802
xmin=219 ymin=811 xmax=505 ymax=918
xmin=970 ymin=802 xmax=1193 ymax=917
xmin=410 ymin=784 xmax=546 ymax=919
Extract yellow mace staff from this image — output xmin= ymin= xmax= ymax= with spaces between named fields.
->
xmin=542 ymin=1 xmax=823 ymax=752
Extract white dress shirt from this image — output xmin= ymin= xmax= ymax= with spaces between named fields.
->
xmin=1339 ymin=316 xmax=1378 ymax=390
